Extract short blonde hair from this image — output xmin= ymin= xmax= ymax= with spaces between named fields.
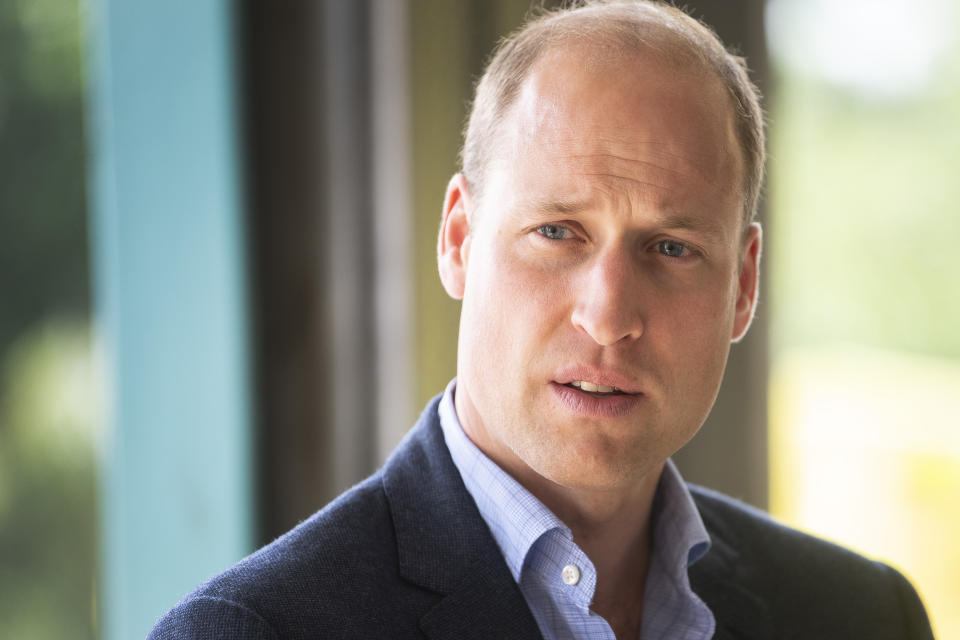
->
xmin=461 ymin=0 xmax=766 ymax=226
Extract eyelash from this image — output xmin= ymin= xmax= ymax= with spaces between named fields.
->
xmin=535 ymin=225 xmax=694 ymax=259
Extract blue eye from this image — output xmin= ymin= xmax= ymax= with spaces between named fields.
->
xmin=657 ymin=240 xmax=689 ymax=257
xmin=537 ymin=224 xmax=571 ymax=240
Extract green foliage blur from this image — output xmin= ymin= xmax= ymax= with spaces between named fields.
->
xmin=0 ymin=0 xmax=96 ymax=637
xmin=769 ymin=34 xmax=960 ymax=358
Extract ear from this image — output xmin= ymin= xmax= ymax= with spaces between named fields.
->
xmin=437 ymin=173 xmax=474 ymax=300
xmin=731 ymin=222 xmax=762 ymax=343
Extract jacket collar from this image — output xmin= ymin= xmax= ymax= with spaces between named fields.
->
xmin=689 ymin=488 xmax=772 ymax=640
xmin=382 ymin=396 xmax=544 ymax=639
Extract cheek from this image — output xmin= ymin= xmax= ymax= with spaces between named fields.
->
xmin=675 ymin=267 xmax=739 ymax=332
xmin=460 ymin=242 xmax=577 ymax=409
xmin=470 ymin=241 xmax=571 ymax=329
xmin=678 ymin=290 xmax=737 ymax=403
xmin=460 ymin=248 xmax=529 ymax=370
xmin=649 ymin=279 xmax=736 ymax=373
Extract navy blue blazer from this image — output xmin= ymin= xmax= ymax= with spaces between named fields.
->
xmin=150 ymin=397 xmax=934 ymax=639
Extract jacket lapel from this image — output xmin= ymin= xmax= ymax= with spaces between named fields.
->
xmin=689 ymin=491 xmax=772 ymax=640
xmin=382 ymin=398 xmax=544 ymax=640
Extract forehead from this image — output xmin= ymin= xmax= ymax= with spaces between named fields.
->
xmin=491 ymin=44 xmax=743 ymax=223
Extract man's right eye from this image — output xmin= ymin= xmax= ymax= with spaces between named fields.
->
xmin=536 ymin=224 xmax=571 ymax=240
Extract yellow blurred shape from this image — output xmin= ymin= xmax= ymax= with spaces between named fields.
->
xmin=770 ymin=344 xmax=960 ymax=640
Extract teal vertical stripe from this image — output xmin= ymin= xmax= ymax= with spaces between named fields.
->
xmin=85 ymin=2 xmax=252 ymax=639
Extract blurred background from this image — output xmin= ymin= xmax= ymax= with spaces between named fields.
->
xmin=0 ymin=0 xmax=956 ymax=638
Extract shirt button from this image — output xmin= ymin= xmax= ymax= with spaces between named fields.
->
xmin=561 ymin=564 xmax=580 ymax=586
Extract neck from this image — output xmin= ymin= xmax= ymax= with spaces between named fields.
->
xmin=579 ymin=516 xmax=652 ymax=640
xmin=516 ymin=461 xmax=664 ymax=640
xmin=451 ymin=385 xmax=664 ymax=638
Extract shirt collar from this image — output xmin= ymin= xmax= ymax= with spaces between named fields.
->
xmin=651 ymin=452 xmax=712 ymax=572
xmin=438 ymin=377 xmax=711 ymax=581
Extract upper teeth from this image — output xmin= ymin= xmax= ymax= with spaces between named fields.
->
xmin=571 ymin=381 xmax=618 ymax=393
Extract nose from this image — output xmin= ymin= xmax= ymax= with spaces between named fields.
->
xmin=570 ymin=247 xmax=645 ymax=346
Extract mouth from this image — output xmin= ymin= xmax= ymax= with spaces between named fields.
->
xmin=550 ymin=380 xmax=644 ymax=418
xmin=554 ymin=367 xmax=642 ymax=394
xmin=563 ymin=380 xmax=629 ymax=397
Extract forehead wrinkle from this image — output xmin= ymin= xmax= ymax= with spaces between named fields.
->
xmin=562 ymin=154 xmax=735 ymax=218
xmin=517 ymin=151 xmax=724 ymax=216
xmin=572 ymin=151 xmax=686 ymax=176
xmin=579 ymin=172 xmax=669 ymax=198
xmin=530 ymin=196 xmax=590 ymax=215
xmin=563 ymin=144 xmax=736 ymax=193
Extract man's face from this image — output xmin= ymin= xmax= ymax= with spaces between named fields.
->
xmin=439 ymin=45 xmax=761 ymax=494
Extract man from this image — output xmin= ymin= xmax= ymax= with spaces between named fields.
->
xmin=151 ymin=2 xmax=934 ymax=638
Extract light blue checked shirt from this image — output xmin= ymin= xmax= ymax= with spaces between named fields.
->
xmin=438 ymin=379 xmax=716 ymax=640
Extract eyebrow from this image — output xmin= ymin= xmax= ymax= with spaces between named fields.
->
xmin=525 ymin=197 xmax=729 ymax=238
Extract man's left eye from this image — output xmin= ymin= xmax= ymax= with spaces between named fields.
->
xmin=536 ymin=224 xmax=571 ymax=240
xmin=657 ymin=240 xmax=689 ymax=257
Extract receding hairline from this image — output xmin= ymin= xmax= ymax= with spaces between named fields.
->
xmin=460 ymin=0 xmax=766 ymax=227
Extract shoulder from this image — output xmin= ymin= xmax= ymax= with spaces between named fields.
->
xmin=689 ymin=484 xmax=863 ymax=566
xmin=149 ymin=473 xmax=432 ymax=639
xmin=690 ymin=483 xmax=892 ymax=581
xmin=150 ymin=400 xmax=452 ymax=639
xmin=688 ymin=485 xmax=934 ymax=640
